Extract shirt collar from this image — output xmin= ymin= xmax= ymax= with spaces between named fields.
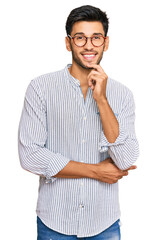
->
xmin=64 ymin=64 xmax=80 ymax=87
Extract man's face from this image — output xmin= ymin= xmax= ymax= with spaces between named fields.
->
xmin=66 ymin=21 xmax=109 ymax=69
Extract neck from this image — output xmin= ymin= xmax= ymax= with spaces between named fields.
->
xmin=69 ymin=61 xmax=92 ymax=87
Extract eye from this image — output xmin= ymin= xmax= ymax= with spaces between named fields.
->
xmin=75 ymin=36 xmax=84 ymax=40
xmin=93 ymin=36 xmax=101 ymax=40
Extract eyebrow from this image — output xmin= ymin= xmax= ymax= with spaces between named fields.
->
xmin=74 ymin=32 xmax=103 ymax=36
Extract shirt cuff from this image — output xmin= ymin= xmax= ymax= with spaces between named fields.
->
xmin=98 ymin=124 xmax=128 ymax=153
xmin=45 ymin=153 xmax=71 ymax=183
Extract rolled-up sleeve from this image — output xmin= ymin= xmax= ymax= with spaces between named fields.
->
xmin=98 ymin=89 xmax=139 ymax=170
xmin=18 ymin=80 xmax=71 ymax=182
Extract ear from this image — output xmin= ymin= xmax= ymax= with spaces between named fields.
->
xmin=103 ymin=36 xmax=109 ymax=52
xmin=65 ymin=36 xmax=71 ymax=52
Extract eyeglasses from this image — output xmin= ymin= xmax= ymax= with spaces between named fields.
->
xmin=68 ymin=34 xmax=106 ymax=47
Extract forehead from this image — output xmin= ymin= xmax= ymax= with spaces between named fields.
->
xmin=71 ymin=21 xmax=105 ymax=36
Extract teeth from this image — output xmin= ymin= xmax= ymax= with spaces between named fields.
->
xmin=83 ymin=55 xmax=95 ymax=57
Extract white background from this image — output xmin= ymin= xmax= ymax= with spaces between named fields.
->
xmin=0 ymin=0 xmax=157 ymax=239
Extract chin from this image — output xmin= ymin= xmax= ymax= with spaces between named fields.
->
xmin=79 ymin=64 xmax=93 ymax=70
xmin=82 ymin=61 xmax=100 ymax=69
xmin=73 ymin=56 xmax=102 ymax=69
xmin=82 ymin=64 xmax=92 ymax=69
xmin=80 ymin=59 xmax=98 ymax=68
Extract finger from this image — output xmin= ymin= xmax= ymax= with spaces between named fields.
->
xmin=119 ymin=176 xmax=123 ymax=179
xmin=88 ymin=70 xmax=101 ymax=78
xmin=88 ymin=67 xmax=108 ymax=82
xmin=91 ymin=84 xmax=95 ymax=90
xmin=87 ymin=71 xmax=101 ymax=83
xmin=88 ymin=74 xmax=104 ymax=82
xmin=87 ymin=72 xmax=101 ymax=86
xmin=86 ymin=63 xmax=104 ymax=73
xmin=123 ymin=171 xmax=129 ymax=176
xmin=88 ymin=75 xmax=103 ymax=87
xmin=127 ymin=165 xmax=137 ymax=171
xmin=118 ymin=170 xmax=127 ymax=176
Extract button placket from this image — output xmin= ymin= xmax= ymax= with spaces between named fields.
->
xmin=77 ymin=88 xmax=93 ymax=221
xmin=78 ymin=112 xmax=87 ymax=213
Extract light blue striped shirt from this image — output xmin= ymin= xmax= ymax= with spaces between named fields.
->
xmin=18 ymin=64 xmax=139 ymax=237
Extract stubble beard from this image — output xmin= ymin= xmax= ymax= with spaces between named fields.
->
xmin=70 ymin=43 xmax=105 ymax=70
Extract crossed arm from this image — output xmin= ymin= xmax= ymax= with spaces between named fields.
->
xmin=54 ymin=158 xmax=136 ymax=184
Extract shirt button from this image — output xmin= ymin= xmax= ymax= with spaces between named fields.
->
xmin=81 ymin=182 xmax=84 ymax=186
xmin=79 ymin=204 xmax=84 ymax=208
xmin=82 ymin=139 xmax=86 ymax=143
xmin=83 ymin=116 xmax=87 ymax=120
xmin=45 ymin=179 xmax=52 ymax=184
xmin=81 ymin=94 xmax=83 ymax=98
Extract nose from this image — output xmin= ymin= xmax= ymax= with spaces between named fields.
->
xmin=84 ymin=37 xmax=94 ymax=50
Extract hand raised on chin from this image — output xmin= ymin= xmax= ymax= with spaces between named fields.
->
xmin=86 ymin=63 xmax=108 ymax=103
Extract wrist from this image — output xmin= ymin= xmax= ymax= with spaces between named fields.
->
xmin=87 ymin=163 xmax=99 ymax=180
xmin=96 ymin=96 xmax=108 ymax=106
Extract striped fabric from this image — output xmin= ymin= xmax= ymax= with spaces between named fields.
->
xmin=18 ymin=64 xmax=139 ymax=238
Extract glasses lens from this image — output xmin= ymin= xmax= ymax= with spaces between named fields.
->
xmin=73 ymin=35 xmax=105 ymax=47
xmin=74 ymin=36 xmax=86 ymax=47
xmin=92 ymin=36 xmax=105 ymax=47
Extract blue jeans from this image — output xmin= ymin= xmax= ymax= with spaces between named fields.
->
xmin=37 ymin=217 xmax=121 ymax=240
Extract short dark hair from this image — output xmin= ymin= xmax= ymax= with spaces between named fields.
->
xmin=65 ymin=5 xmax=109 ymax=37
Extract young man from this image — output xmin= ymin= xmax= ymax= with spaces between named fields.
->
xmin=18 ymin=5 xmax=139 ymax=240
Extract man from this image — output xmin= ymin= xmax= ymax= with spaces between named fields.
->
xmin=18 ymin=5 xmax=139 ymax=240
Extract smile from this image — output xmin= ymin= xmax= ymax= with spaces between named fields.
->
xmin=81 ymin=54 xmax=97 ymax=61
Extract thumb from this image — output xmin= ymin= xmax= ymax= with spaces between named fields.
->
xmin=126 ymin=165 xmax=137 ymax=171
